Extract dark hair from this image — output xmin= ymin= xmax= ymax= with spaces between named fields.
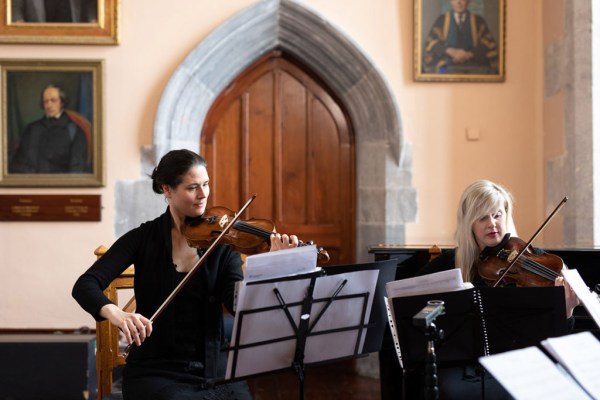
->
xmin=150 ymin=149 xmax=207 ymax=194
xmin=40 ymin=84 xmax=69 ymax=109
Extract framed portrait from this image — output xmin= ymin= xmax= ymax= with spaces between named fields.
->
xmin=0 ymin=59 xmax=104 ymax=187
xmin=0 ymin=0 xmax=119 ymax=45
xmin=414 ymin=0 xmax=505 ymax=82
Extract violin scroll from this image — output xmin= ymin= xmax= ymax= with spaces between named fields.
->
xmin=302 ymin=239 xmax=330 ymax=264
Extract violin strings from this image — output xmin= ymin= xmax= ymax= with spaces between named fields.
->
xmin=234 ymin=221 xmax=273 ymax=239
xmin=499 ymin=249 xmax=560 ymax=281
xmin=517 ymin=257 xmax=560 ymax=281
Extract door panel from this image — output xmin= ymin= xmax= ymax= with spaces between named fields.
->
xmin=201 ymin=53 xmax=355 ymax=265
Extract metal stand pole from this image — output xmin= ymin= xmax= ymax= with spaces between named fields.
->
xmin=424 ymin=322 xmax=441 ymax=400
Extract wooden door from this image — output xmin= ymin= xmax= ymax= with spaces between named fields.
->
xmin=201 ymin=52 xmax=355 ymax=265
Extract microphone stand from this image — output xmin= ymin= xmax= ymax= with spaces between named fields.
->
xmin=423 ymin=322 xmax=443 ymax=400
xmin=413 ymin=300 xmax=445 ymax=400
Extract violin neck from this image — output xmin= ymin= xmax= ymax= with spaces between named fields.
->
xmin=234 ymin=219 xmax=329 ymax=264
xmin=233 ymin=220 xmax=309 ymax=246
xmin=233 ymin=220 xmax=273 ymax=239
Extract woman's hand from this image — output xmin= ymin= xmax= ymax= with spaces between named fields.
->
xmin=100 ymin=303 xmax=153 ymax=346
xmin=269 ymin=233 xmax=299 ymax=251
xmin=555 ymin=276 xmax=580 ymax=318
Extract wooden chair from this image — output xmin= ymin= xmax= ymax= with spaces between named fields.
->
xmin=94 ymin=245 xmax=135 ymax=400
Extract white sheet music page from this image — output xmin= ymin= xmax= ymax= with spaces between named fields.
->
xmin=385 ymin=268 xmax=473 ymax=298
xmin=562 ymin=268 xmax=600 ymax=329
xmin=226 ymin=275 xmax=316 ymax=379
xmin=305 ymin=269 xmax=379 ymax=363
xmin=243 ymin=244 xmax=319 ymax=282
xmin=542 ymin=331 xmax=600 ymax=399
xmin=479 ymin=347 xmax=592 ymax=399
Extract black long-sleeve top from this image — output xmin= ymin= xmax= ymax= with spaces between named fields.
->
xmin=72 ymin=207 xmax=243 ymax=379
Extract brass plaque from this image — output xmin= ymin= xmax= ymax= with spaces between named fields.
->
xmin=0 ymin=195 xmax=101 ymax=221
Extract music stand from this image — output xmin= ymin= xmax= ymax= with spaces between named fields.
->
xmin=226 ymin=268 xmax=380 ymax=400
xmin=322 ymin=258 xmax=399 ymax=354
xmin=391 ymin=289 xmax=480 ymax=372
xmin=388 ymin=286 xmax=568 ymax=399
xmin=477 ymin=286 xmax=568 ymax=354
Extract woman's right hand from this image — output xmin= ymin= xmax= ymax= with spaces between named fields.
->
xmin=100 ymin=303 xmax=153 ymax=346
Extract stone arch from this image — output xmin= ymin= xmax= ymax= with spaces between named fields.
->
xmin=119 ymin=0 xmax=416 ymax=260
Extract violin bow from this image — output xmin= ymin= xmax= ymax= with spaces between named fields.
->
xmin=492 ymin=196 xmax=568 ymax=287
xmin=123 ymin=194 xmax=256 ymax=356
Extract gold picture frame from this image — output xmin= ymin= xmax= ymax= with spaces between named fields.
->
xmin=414 ymin=0 xmax=505 ymax=82
xmin=0 ymin=0 xmax=119 ymax=45
xmin=0 ymin=59 xmax=104 ymax=187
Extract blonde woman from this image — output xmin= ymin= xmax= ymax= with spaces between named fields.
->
xmin=413 ymin=179 xmax=579 ymax=399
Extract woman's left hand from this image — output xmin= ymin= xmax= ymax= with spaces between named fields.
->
xmin=269 ymin=233 xmax=299 ymax=251
xmin=555 ymin=276 xmax=580 ymax=318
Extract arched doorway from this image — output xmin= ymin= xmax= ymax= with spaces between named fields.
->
xmin=201 ymin=52 xmax=355 ymax=265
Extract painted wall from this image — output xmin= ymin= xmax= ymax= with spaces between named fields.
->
xmin=0 ymin=0 xmax=545 ymax=329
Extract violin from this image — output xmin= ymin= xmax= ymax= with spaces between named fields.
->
xmin=477 ymin=197 xmax=569 ymax=288
xmin=182 ymin=205 xmax=330 ymax=265
xmin=477 ymin=234 xmax=564 ymax=287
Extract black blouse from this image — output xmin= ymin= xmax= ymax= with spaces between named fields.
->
xmin=72 ymin=207 xmax=243 ymax=378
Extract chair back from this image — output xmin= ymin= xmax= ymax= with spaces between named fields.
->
xmin=94 ymin=245 xmax=135 ymax=400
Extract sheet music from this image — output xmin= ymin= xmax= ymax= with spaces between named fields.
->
xmin=243 ymin=245 xmax=319 ymax=282
xmin=542 ymin=332 xmax=600 ymax=399
xmin=479 ymin=346 xmax=592 ymax=399
xmin=561 ymin=268 xmax=600 ymax=329
xmin=226 ymin=275 xmax=315 ymax=379
xmin=305 ymin=270 xmax=378 ymax=363
xmin=384 ymin=296 xmax=403 ymax=368
xmin=385 ymin=268 xmax=473 ymax=298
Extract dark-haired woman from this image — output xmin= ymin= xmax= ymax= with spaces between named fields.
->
xmin=73 ymin=149 xmax=297 ymax=399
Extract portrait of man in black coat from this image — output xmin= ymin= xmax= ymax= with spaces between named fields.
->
xmin=9 ymin=84 xmax=91 ymax=174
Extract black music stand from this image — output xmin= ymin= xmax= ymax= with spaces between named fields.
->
xmin=225 ymin=267 xmax=380 ymax=400
xmin=322 ymin=258 xmax=399 ymax=354
xmin=388 ymin=286 xmax=568 ymax=400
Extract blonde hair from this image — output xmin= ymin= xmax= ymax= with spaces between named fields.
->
xmin=454 ymin=180 xmax=517 ymax=282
